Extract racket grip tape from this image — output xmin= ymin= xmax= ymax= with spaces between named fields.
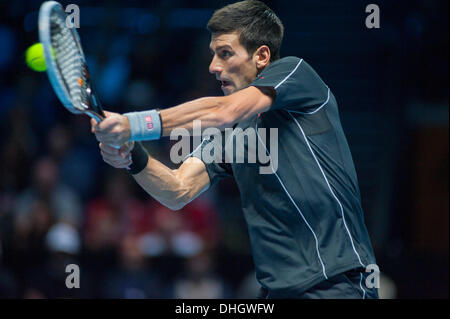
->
xmin=127 ymin=142 xmax=149 ymax=175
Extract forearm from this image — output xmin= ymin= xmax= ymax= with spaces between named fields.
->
xmin=159 ymin=87 xmax=273 ymax=136
xmin=95 ymin=87 xmax=272 ymax=146
xmin=96 ymin=140 xmax=207 ymax=210
xmin=132 ymin=156 xmax=189 ymax=210
xmin=160 ymin=96 xmax=230 ymax=136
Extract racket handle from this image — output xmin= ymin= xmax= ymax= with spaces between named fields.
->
xmin=84 ymin=110 xmax=103 ymax=123
xmin=88 ymin=85 xmax=105 ymax=118
xmin=85 ymin=110 xmax=121 ymax=149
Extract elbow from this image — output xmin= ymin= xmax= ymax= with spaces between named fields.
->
xmin=163 ymin=170 xmax=198 ymax=211
xmin=160 ymin=197 xmax=186 ymax=211
xmin=164 ymin=189 xmax=191 ymax=211
xmin=166 ymin=201 xmax=187 ymax=211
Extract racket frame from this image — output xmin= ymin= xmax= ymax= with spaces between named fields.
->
xmin=38 ymin=1 xmax=104 ymax=123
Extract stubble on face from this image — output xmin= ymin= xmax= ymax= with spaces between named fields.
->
xmin=209 ymin=32 xmax=258 ymax=95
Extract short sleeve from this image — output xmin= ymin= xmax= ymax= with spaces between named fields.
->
xmin=250 ymin=57 xmax=329 ymax=112
xmin=185 ymin=132 xmax=233 ymax=187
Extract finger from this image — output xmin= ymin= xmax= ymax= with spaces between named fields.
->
xmin=104 ymin=159 xmax=129 ymax=169
xmin=100 ymin=150 xmax=124 ymax=163
xmin=101 ymin=148 xmax=132 ymax=163
xmin=95 ymin=132 xmax=116 ymax=146
xmin=95 ymin=117 xmax=116 ymax=132
xmin=108 ymin=160 xmax=132 ymax=168
xmin=103 ymin=110 xmax=113 ymax=117
xmin=101 ymin=152 xmax=132 ymax=166
xmin=103 ymin=157 xmax=132 ymax=169
xmin=99 ymin=143 xmax=120 ymax=155
xmin=119 ymin=143 xmax=132 ymax=158
xmin=94 ymin=132 xmax=105 ymax=144
xmin=90 ymin=118 xmax=98 ymax=133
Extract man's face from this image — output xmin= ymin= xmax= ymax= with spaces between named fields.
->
xmin=209 ymin=32 xmax=259 ymax=95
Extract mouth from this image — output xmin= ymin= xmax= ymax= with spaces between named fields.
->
xmin=220 ymin=79 xmax=232 ymax=90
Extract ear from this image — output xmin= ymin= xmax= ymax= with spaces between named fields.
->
xmin=253 ymin=45 xmax=271 ymax=72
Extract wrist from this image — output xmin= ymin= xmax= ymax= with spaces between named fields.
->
xmin=127 ymin=142 xmax=149 ymax=175
xmin=124 ymin=109 xmax=162 ymax=141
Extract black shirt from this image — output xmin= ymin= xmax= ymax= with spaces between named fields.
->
xmin=189 ymin=56 xmax=376 ymax=296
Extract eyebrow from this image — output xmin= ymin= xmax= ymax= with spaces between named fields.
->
xmin=209 ymin=44 xmax=233 ymax=54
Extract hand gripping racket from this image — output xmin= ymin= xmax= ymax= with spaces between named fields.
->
xmin=38 ymin=1 xmax=104 ymax=122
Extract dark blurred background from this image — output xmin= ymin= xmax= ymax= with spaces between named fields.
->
xmin=0 ymin=0 xmax=448 ymax=299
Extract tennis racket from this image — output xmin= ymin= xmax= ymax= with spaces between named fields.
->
xmin=38 ymin=1 xmax=103 ymax=122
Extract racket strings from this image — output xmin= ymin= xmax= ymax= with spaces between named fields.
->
xmin=49 ymin=11 xmax=87 ymax=111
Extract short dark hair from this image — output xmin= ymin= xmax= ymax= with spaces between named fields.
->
xmin=207 ymin=0 xmax=284 ymax=62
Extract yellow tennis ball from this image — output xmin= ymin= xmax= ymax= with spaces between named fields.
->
xmin=25 ymin=43 xmax=47 ymax=72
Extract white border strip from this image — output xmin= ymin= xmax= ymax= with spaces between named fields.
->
xmin=274 ymin=59 xmax=303 ymax=89
xmin=255 ymin=122 xmax=328 ymax=280
xmin=288 ymin=111 xmax=365 ymax=268
xmin=359 ymin=272 xmax=367 ymax=299
xmin=287 ymin=87 xmax=331 ymax=115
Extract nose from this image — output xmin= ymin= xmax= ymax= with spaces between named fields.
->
xmin=209 ymin=55 xmax=223 ymax=75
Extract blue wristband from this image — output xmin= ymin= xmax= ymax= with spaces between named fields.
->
xmin=124 ymin=110 xmax=162 ymax=141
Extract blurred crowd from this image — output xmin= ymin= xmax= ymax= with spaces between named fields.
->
xmin=0 ymin=0 xmax=259 ymax=298
xmin=0 ymin=0 xmax=448 ymax=298
xmin=0 ymin=118 xmax=256 ymax=298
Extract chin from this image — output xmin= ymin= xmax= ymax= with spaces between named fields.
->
xmin=222 ymin=88 xmax=232 ymax=96
xmin=222 ymin=86 xmax=238 ymax=96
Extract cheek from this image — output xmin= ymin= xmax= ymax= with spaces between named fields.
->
xmin=227 ymin=63 xmax=241 ymax=80
xmin=246 ymin=65 xmax=258 ymax=81
xmin=229 ymin=62 xmax=256 ymax=85
xmin=239 ymin=64 xmax=257 ymax=85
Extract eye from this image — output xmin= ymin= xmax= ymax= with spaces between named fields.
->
xmin=220 ymin=50 xmax=232 ymax=58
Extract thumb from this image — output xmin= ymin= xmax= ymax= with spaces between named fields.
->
xmin=97 ymin=115 xmax=116 ymax=131
xmin=119 ymin=142 xmax=134 ymax=158
xmin=90 ymin=118 xmax=98 ymax=133
xmin=102 ymin=110 xmax=114 ymax=118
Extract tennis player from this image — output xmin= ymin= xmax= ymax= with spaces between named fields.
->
xmin=92 ymin=0 xmax=379 ymax=299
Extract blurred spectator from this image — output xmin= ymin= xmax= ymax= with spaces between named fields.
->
xmin=82 ymin=169 xmax=150 ymax=296
xmin=23 ymin=223 xmax=91 ymax=298
xmin=49 ymin=120 xmax=102 ymax=200
xmin=9 ymin=198 xmax=53 ymax=290
xmin=0 ymin=26 xmax=16 ymax=73
xmin=0 ymin=238 xmax=19 ymax=298
xmin=101 ymin=235 xmax=163 ymax=298
xmin=13 ymin=156 xmax=82 ymax=227
xmin=46 ymin=222 xmax=81 ymax=255
xmin=136 ymin=197 xmax=220 ymax=285
xmin=143 ymin=196 xmax=220 ymax=254
xmin=123 ymin=79 xmax=155 ymax=112
xmin=172 ymin=248 xmax=232 ymax=299
xmin=236 ymin=271 xmax=260 ymax=299
xmin=0 ymin=107 xmax=37 ymax=192
xmin=98 ymin=55 xmax=131 ymax=106
xmin=378 ymin=274 xmax=398 ymax=299
xmin=83 ymin=169 xmax=151 ymax=252
xmin=47 ymin=124 xmax=72 ymax=162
